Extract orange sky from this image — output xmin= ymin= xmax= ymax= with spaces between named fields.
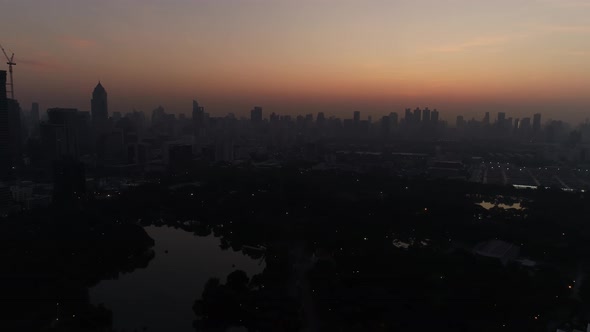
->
xmin=2 ymin=0 xmax=590 ymax=123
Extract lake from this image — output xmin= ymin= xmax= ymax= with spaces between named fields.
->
xmin=90 ymin=225 xmax=264 ymax=332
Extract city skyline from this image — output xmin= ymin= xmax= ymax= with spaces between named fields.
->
xmin=2 ymin=0 xmax=590 ymax=122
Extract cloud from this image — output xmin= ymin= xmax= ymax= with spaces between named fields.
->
xmin=18 ymin=58 xmax=64 ymax=70
xmin=59 ymin=36 xmax=97 ymax=49
xmin=428 ymin=35 xmax=523 ymax=53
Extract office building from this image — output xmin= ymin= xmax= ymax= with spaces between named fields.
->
xmin=431 ymin=109 xmax=439 ymax=124
xmin=456 ymin=115 xmax=465 ymax=128
xmin=533 ymin=113 xmax=542 ymax=133
xmin=353 ymin=111 xmax=360 ymax=124
xmin=251 ymin=106 xmax=263 ymax=123
xmin=30 ymin=102 xmax=39 ymax=132
xmin=91 ymin=81 xmax=108 ymax=135
xmin=497 ymin=112 xmax=506 ymax=129
xmin=0 ymin=71 xmax=9 ymax=177
xmin=404 ymin=108 xmax=412 ymax=124
xmin=422 ymin=108 xmax=431 ymax=124
xmin=41 ymin=108 xmax=81 ymax=165
xmin=413 ymin=108 xmax=422 ymax=123
xmin=483 ymin=112 xmax=490 ymax=125
xmin=389 ymin=112 xmax=398 ymax=127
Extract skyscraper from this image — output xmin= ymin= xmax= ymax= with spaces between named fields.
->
xmin=353 ymin=111 xmax=360 ymax=123
xmin=41 ymin=108 xmax=80 ymax=161
xmin=404 ymin=108 xmax=412 ymax=124
xmin=422 ymin=108 xmax=431 ymax=124
xmin=413 ymin=108 xmax=422 ymax=123
xmin=316 ymin=112 xmax=325 ymax=126
xmin=0 ymin=71 xmax=22 ymax=177
xmin=31 ymin=102 xmax=39 ymax=127
xmin=497 ymin=112 xmax=506 ymax=129
xmin=389 ymin=112 xmax=399 ymax=127
xmin=431 ymin=109 xmax=439 ymax=124
xmin=91 ymin=82 xmax=108 ymax=135
xmin=483 ymin=112 xmax=490 ymax=125
xmin=456 ymin=115 xmax=465 ymax=128
xmin=7 ymin=99 xmax=22 ymax=169
xmin=533 ymin=113 xmax=542 ymax=133
xmin=251 ymin=106 xmax=263 ymax=123
xmin=519 ymin=117 xmax=531 ymax=135
xmin=192 ymin=100 xmax=205 ymax=127
xmin=0 ymin=71 xmax=9 ymax=177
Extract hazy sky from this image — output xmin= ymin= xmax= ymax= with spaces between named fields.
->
xmin=2 ymin=0 xmax=590 ymax=122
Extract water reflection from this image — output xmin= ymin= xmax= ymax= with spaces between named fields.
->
xmin=90 ymin=226 xmax=264 ymax=332
xmin=477 ymin=201 xmax=523 ymax=210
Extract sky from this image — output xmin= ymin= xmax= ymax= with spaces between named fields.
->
xmin=1 ymin=0 xmax=590 ymax=123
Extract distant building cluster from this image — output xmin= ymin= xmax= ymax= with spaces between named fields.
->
xmin=1 ymin=71 xmax=590 ymax=213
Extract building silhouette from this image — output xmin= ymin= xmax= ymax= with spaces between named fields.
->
xmin=30 ymin=102 xmax=40 ymax=135
xmin=533 ymin=113 xmax=542 ymax=133
xmin=41 ymin=108 xmax=81 ymax=163
xmin=91 ymin=82 xmax=108 ymax=135
xmin=251 ymin=106 xmax=263 ymax=123
xmin=422 ymin=108 xmax=431 ymax=124
xmin=483 ymin=112 xmax=490 ymax=125
xmin=0 ymin=71 xmax=9 ymax=178
xmin=353 ymin=111 xmax=360 ymax=124
xmin=413 ymin=108 xmax=422 ymax=124
xmin=404 ymin=108 xmax=412 ymax=124
xmin=431 ymin=109 xmax=439 ymax=124
xmin=497 ymin=112 xmax=506 ymax=129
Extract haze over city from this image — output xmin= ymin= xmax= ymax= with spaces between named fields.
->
xmin=2 ymin=0 xmax=590 ymax=122
xmin=6 ymin=1 xmax=590 ymax=332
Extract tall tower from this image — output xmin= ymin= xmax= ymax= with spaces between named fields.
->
xmin=422 ymin=108 xmax=431 ymax=124
xmin=0 ymin=71 xmax=9 ymax=176
xmin=251 ymin=106 xmax=263 ymax=123
xmin=533 ymin=113 xmax=542 ymax=133
xmin=91 ymin=81 xmax=108 ymax=134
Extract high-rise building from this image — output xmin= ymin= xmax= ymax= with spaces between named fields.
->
xmin=112 ymin=111 xmax=122 ymax=123
xmin=0 ymin=71 xmax=22 ymax=177
xmin=456 ymin=115 xmax=465 ymax=128
xmin=380 ymin=116 xmax=391 ymax=136
xmin=192 ymin=100 xmax=205 ymax=139
xmin=533 ymin=113 xmax=542 ymax=133
xmin=316 ymin=112 xmax=325 ymax=127
xmin=41 ymin=108 xmax=80 ymax=162
xmin=422 ymin=108 xmax=431 ymax=123
xmin=250 ymin=106 xmax=263 ymax=123
xmin=519 ymin=117 xmax=531 ymax=135
xmin=431 ymin=109 xmax=439 ymax=124
xmin=483 ymin=112 xmax=490 ymax=125
xmin=506 ymin=117 xmax=513 ymax=131
xmin=7 ymin=99 xmax=22 ymax=169
xmin=413 ymin=108 xmax=422 ymax=123
xmin=31 ymin=102 xmax=39 ymax=128
xmin=91 ymin=82 xmax=108 ymax=135
xmin=0 ymin=71 xmax=9 ymax=177
xmin=389 ymin=112 xmax=399 ymax=128
xmin=404 ymin=108 xmax=412 ymax=124
xmin=353 ymin=111 xmax=360 ymax=123
xmin=192 ymin=100 xmax=204 ymax=122
xmin=497 ymin=112 xmax=506 ymax=129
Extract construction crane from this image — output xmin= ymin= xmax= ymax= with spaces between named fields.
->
xmin=0 ymin=43 xmax=15 ymax=99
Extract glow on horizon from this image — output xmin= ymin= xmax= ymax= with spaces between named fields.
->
xmin=2 ymin=0 xmax=590 ymax=122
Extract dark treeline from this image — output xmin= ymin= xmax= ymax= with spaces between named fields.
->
xmin=117 ymin=164 xmax=590 ymax=331
xmin=4 ymin=164 xmax=590 ymax=331
xmin=1 ymin=205 xmax=154 ymax=331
